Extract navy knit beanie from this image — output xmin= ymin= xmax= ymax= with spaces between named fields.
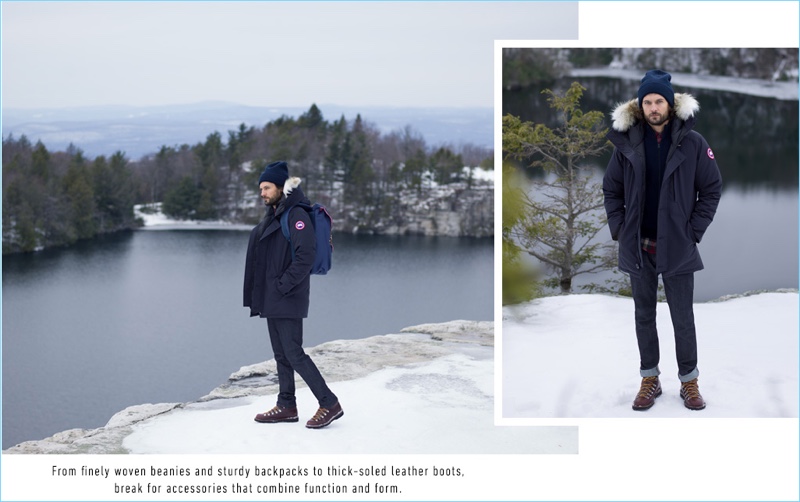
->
xmin=638 ymin=69 xmax=675 ymax=108
xmin=258 ymin=161 xmax=289 ymax=186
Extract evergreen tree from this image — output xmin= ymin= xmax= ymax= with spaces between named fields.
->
xmin=503 ymin=48 xmax=564 ymax=90
xmin=91 ymin=155 xmax=115 ymax=231
xmin=265 ymin=115 xmax=298 ymax=162
xmin=65 ymin=159 xmax=97 ymax=240
xmin=108 ymin=151 xmax=135 ymax=225
xmin=162 ymin=176 xmax=201 ymax=219
xmin=148 ymin=145 xmax=176 ymax=203
xmin=395 ymin=126 xmax=428 ymax=191
xmin=298 ymin=103 xmax=324 ymax=129
xmin=503 ymin=82 xmax=614 ymax=294
xmin=31 ymin=140 xmax=51 ymax=180
xmin=2 ymin=177 xmax=44 ymax=252
xmin=429 ymin=147 xmax=464 ymax=184
xmin=324 ymin=115 xmax=347 ymax=177
xmin=196 ymin=132 xmax=224 ymax=174
xmin=226 ymin=123 xmax=256 ymax=219
xmin=342 ymin=114 xmax=375 ymax=202
xmin=90 ymin=151 xmax=135 ymax=231
xmin=403 ymin=148 xmax=427 ymax=193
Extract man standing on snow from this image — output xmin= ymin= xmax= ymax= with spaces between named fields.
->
xmin=603 ymin=70 xmax=722 ymax=411
xmin=243 ymin=161 xmax=343 ymax=428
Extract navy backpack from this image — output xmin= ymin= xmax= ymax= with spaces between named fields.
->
xmin=280 ymin=202 xmax=333 ymax=275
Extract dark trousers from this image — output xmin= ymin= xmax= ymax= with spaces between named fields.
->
xmin=267 ymin=318 xmax=338 ymax=409
xmin=629 ymin=252 xmax=699 ymax=382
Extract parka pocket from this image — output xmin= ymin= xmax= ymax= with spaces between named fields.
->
xmin=668 ymin=201 xmax=695 ymax=246
xmin=265 ymin=275 xmax=284 ymax=303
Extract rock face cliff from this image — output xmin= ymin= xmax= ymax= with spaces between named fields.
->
xmin=338 ymin=183 xmax=494 ymax=237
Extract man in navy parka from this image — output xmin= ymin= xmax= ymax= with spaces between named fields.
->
xmin=244 ymin=161 xmax=343 ymax=428
xmin=603 ymin=70 xmax=722 ymax=411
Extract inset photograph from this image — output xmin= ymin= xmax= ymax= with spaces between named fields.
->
xmin=501 ymin=48 xmax=799 ymax=418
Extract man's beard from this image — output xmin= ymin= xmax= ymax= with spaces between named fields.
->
xmin=647 ymin=112 xmax=669 ymax=127
xmin=263 ymin=193 xmax=282 ymax=207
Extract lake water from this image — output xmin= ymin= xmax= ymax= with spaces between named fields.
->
xmin=568 ymin=184 xmax=799 ymax=300
xmin=505 ymin=76 xmax=799 ymax=300
xmin=2 ymin=231 xmax=493 ymax=449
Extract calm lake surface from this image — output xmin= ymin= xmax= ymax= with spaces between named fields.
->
xmin=2 ymin=231 xmax=493 ymax=449
xmin=505 ymin=76 xmax=799 ymax=300
xmin=568 ymin=184 xmax=799 ymax=300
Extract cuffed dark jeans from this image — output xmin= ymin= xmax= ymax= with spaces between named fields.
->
xmin=267 ymin=318 xmax=338 ymax=409
xmin=629 ymin=252 xmax=699 ymax=382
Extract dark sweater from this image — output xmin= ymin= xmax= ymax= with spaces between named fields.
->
xmin=641 ymin=121 xmax=672 ymax=239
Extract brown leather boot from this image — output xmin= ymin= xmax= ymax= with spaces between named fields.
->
xmin=680 ymin=378 xmax=706 ymax=410
xmin=632 ymin=376 xmax=662 ymax=411
xmin=254 ymin=405 xmax=299 ymax=423
xmin=306 ymin=402 xmax=344 ymax=429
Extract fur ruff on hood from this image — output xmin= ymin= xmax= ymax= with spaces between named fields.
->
xmin=610 ymin=93 xmax=700 ymax=132
xmin=283 ymin=176 xmax=302 ymax=196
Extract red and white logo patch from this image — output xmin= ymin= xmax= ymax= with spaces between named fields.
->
xmin=707 ymin=148 xmax=715 ymax=159
xmin=295 ymin=221 xmax=305 ymax=230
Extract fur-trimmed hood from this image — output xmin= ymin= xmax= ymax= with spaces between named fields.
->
xmin=263 ymin=176 xmax=307 ymax=215
xmin=275 ymin=176 xmax=309 ymax=215
xmin=283 ymin=176 xmax=302 ymax=196
xmin=610 ymin=93 xmax=700 ymax=132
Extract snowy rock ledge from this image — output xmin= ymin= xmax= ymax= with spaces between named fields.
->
xmin=2 ymin=403 xmax=185 ymax=455
xmin=4 ymin=320 xmax=527 ymax=455
xmin=208 ymin=320 xmax=493 ymax=401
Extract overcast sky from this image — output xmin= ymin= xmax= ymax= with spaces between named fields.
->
xmin=1 ymin=2 xmax=577 ymax=110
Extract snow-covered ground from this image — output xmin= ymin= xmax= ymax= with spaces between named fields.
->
xmin=122 ymin=353 xmax=569 ymax=455
xmin=570 ymin=67 xmax=799 ymax=101
xmin=123 ymin=320 xmax=573 ymax=455
xmin=502 ymin=291 xmax=799 ymax=418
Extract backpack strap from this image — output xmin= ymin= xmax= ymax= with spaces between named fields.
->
xmin=279 ymin=207 xmax=292 ymax=242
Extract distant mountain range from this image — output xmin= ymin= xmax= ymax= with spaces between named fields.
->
xmin=2 ymin=102 xmax=493 ymax=160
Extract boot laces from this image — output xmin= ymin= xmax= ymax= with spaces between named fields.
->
xmin=637 ymin=377 xmax=659 ymax=398
xmin=263 ymin=405 xmax=294 ymax=417
xmin=310 ymin=407 xmax=329 ymax=422
xmin=682 ymin=380 xmax=701 ymax=399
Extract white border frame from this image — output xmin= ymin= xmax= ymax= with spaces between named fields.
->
xmin=493 ymin=2 xmax=799 ymax=500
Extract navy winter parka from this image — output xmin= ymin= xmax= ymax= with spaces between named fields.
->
xmin=602 ymin=93 xmax=722 ymax=278
xmin=243 ymin=177 xmax=316 ymax=318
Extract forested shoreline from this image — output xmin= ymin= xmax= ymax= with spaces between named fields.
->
xmin=2 ymin=104 xmax=493 ymax=254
